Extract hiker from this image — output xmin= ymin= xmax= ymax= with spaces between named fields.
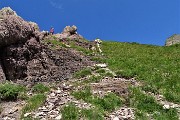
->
xmin=50 ymin=27 xmax=54 ymax=35
xmin=94 ymin=38 xmax=102 ymax=53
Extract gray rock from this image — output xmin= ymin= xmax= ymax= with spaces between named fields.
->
xmin=113 ymin=117 xmax=119 ymax=120
xmin=55 ymin=114 xmax=62 ymax=120
xmin=0 ymin=7 xmax=35 ymax=47
xmin=165 ymin=34 xmax=180 ymax=46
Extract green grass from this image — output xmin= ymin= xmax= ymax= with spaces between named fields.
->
xmin=130 ymin=87 xmax=178 ymax=120
xmin=21 ymin=94 xmax=46 ymax=119
xmin=0 ymin=82 xmax=26 ymax=101
xmin=44 ymin=38 xmax=92 ymax=55
xmin=61 ymin=103 xmax=104 ymax=120
xmin=74 ymin=68 xmax=92 ymax=79
xmin=72 ymin=87 xmax=122 ymax=112
xmin=83 ymin=75 xmax=102 ymax=83
xmin=70 ymin=41 xmax=92 ymax=55
xmin=102 ymin=41 xmax=180 ymax=103
xmin=61 ymin=103 xmax=79 ymax=120
xmin=32 ymin=83 xmax=50 ymax=94
xmin=96 ymin=69 xmax=106 ymax=74
xmin=43 ymin=39 xmax=67 ymax=49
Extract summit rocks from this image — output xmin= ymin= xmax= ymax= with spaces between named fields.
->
xmin=54 ymin=25 xmax=83 ymax=40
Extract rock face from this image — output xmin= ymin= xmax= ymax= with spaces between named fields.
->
xmin=0 ymin=7 xmax=35 ymax=47
xmin=0 ymin=7 xmax=93 ymax=83
xmin=165 ymin=34 xmax=180 ymax=46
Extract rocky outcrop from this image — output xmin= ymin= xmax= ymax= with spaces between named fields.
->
xmin=165 ymin=34 xmax=180 ymax=46
xmin=0 ymin=7 xmax=93 ymax=83
xmin=0 ymin=7 xmax=35 ymax=47
xmin=54 ymin=25 xmax=83 ymax=40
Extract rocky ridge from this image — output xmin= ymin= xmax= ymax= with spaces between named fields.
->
xmin=0 ymin=7 xmax=93 ymax=83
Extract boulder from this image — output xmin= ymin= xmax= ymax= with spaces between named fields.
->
xmin=62 ymin=25 xmax=77 ymax=35
xmin=165 ymin=34 xmax=180 ymax=46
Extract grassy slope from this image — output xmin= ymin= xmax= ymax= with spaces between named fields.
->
xmin=102 ymin=41 xmax=180 ymax=103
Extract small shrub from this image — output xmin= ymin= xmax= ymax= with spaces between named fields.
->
xmin=74 ymin=69 xmax=92 ymax=78
xmin=0 ymin=83 xmax=26 ymax=101
xmin=32 ymin=83 xmax=50 ymax=94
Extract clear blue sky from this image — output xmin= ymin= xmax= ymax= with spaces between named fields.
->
xmin=0 ymin=0 xmax=179 ymax=46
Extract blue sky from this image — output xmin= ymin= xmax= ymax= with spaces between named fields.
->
xmin=0 ymin=0 xmax=179 ymax=46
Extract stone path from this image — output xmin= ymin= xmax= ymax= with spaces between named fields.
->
xmin=23 ymin=85 xmax=92 ymax=120
xmin=106 ymin=107 xmax=135 ymax=120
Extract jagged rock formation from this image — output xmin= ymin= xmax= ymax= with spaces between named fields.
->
xmin=165 ymin=34 xmax=180 ymax=46
xmin=0 ymin=7 xmax=93 ymax=83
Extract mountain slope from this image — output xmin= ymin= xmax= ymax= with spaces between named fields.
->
xmin=102 ymin=41 xmax=180 ymax=103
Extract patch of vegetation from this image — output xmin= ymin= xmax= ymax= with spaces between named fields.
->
xmin=96 ymin=68 xmax=106 ymax=74
xmin=141 ymin=84 xmax=159 ymax=94
xmin=21 ymin=94 xmax=46 ymax=118
xmin=130 ymin=87 xmax=178 ymax=120
xmin=90 ymin=57 xmax=106 ymax=63
xmin=72 ymin=87 xmax=122 ymax=112
xmin=102 ymin=41 xmax=180 ymax=103
xmin=74 ymin=68 xmax=92 ymax=79
xmin=134 ymin=109 xmax=148 ymax=120
xmin=61 ymin=103 xmax=79 ymax=120
xmin=43 ymin=39 xmax=67 ymax=49
xmin=70 ymin=41 xmax=92 ymax=55
xmin=83 ymin=75 xmax=102 ymax=83
xmin=104 ymin=72 xmax=114 ymax=77
xmin=0 ymin=82 xmax=26 ymax=101
xmin=80 ymin=108 xmax=104 ymax=120
xmin=61 ymin=103 xmax=104 ymax=120
xmin=32 ymin=83 xmax=50 ymax=94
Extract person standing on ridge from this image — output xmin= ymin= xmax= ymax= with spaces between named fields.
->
xmin=50 ymin=27 xmax=54 ymax=35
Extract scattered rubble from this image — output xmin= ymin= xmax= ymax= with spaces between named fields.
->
xmin=24 ymin=85 xmax=92 ymax=119
xmin=0 ymin=101 xmax=25 ymax=120
xmin=107 ymin=107 xmax=135 ymax=120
